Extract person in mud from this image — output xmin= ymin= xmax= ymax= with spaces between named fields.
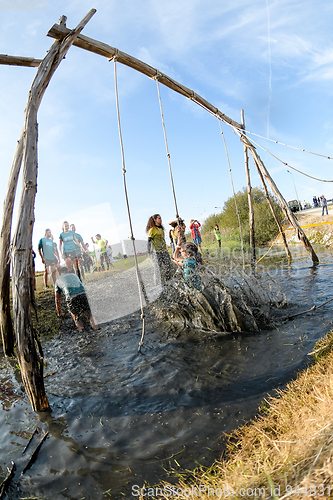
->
xmin=173 ymin=241 xmax=201 ymax=290
xmin=147 ymin=214 xmax=173 ymax=284
xmin=214 ymin=224 xmax=222 ymax=249
xmin=38 ymin=228 xmax=60 ymax=288
xmin=189 ymin=219 xmax=202 ymax=252
xmin=91 ymin=234 xmax=109 ymax=271
xmin=70 ymin=224 xmax=86 ymax=280
xmin=55 ymin=266 xmax=98 ymax=332
xmin=169 ymin=218 xmax=186 ymax=246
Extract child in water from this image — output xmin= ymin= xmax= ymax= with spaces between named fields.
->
xmin=173 ymin=240 xmax=201 ymax=290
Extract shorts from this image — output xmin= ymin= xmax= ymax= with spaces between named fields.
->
xmin=45 ymin=257 xmax=58 ymax=267
xmin=67 ymin=292 xmax=91 ymax=320
xmin=63 ymin=251 xmax=77 ymax=260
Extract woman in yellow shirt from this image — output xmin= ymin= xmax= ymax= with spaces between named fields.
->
xmin=146 ymin=214 xmax=173 ymax=284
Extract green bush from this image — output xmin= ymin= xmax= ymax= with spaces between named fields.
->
xmin=202 ymin=187 xmax=284 ymax=245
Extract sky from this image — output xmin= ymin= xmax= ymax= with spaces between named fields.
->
xmin=1 ymin=0 xmax=333 ymax=269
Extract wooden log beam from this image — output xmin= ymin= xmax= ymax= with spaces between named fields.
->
xmin=9 ymin=8 xmax=96 ymax=412
xmin=0 ymin=55 xmax=42 ymax=67
xmin=46 ymin=23 xmax=243 ymax=130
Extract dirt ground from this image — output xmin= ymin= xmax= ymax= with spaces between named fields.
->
xmin=279 ymin=205 xmax=333 ymax=246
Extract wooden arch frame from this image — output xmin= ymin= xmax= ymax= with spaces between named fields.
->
xmin=0 ymin=10 xmax=318 ymax=411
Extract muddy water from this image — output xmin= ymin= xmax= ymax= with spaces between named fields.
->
xmin=1 ymin=246 xmax=333 ymax=499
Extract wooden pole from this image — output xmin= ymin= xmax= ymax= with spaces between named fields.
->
xmin=46 ymin=23 xmax=243 ymax=131
xmin=255 ymin=159 xmax=292 ymax=261
xmin=0 ymin=55 xmax=42 ymax=67
xmin=9 ymin=9 xmax=96 ymax=411
xmin=240 ymin=110 xmax=256 ymax=271
xmin=243 ymin=142 xmax=319 ymax=264
xmin=0 ymin=130 xmax=24 ymax=356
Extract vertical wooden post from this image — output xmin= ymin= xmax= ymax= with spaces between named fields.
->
xmin=9 ymin=9 xmax=96 ymax=411
xmin=255 ymin=160 xmax=292 ymax=260
xmin=243 ymin=143 xmax=319 ymax=264
xmin=240 ymin=110 xmax=256 ymax=271
xmin=0 ymin=130 xmax=24 ymax=356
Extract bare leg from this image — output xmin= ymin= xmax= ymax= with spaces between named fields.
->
xmin=50 ymin=265 xmax=57 ymax=285
xmin=89 ymin=314 xmax=99 ymax=330
xmin=43 ymin=265 xmax=48 ymax=288
xmin=65 ymin=257 xmax=74 ymax=272
xmin=70 ymin=312 xmax=83 ymax=331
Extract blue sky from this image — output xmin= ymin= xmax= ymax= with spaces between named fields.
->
xmin=1 ymin=0 xmax=333 ymax=268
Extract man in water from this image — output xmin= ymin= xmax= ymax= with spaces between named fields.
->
xmin=55 ymin=266 xmax=98 ymax=332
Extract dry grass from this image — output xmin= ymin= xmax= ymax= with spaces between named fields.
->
xmin=152 ymin=331 xmax=333 ymax=499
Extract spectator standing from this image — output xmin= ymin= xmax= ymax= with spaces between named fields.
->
xmin=321 ymin=195 xmax=328 ymax=216
xmin=70 ymin=224 xmax=86 ymax=280
xmin=214 ymin=224 xmax=222 ymax=249
xmin=147 ymin=214 xmax=173 ymax=284
xmin=38 ymin=228 xmax=60 ymax=288
xmin=189 ymin=219 xmax=202 ymax=252
xmin=91 ymin=234 xmax=109 ymax=271
xmin=59 ymin=221 xmax=80 ymax=273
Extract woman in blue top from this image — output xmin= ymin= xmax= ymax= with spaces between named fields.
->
xmin=59 ymin=221 xmax=80 ymax=273
xmin=173 ymin=241 xmax=201 ymax=291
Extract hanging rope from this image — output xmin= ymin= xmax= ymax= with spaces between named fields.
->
xmin=218 ymin=119 xmax=245 ymax=270
xmin=234 ymin=127 xmax=333 ymax=160
xmin=155 ymin=75 xmax=180 ymax=219
xmin=237 ymin=132 xmax=333 ymax=183
xmin=113 ymin=58 xmax=146 ymax=353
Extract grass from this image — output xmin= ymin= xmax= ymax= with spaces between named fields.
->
xmin=155 ymin=330 xmax=333 ymax=499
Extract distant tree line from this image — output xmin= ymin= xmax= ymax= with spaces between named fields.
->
xmin=202 ymin=187 xmax=284 ymax=245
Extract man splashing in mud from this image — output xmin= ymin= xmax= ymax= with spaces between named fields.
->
xmin=55 ymin=266 xmax=98 ymax=332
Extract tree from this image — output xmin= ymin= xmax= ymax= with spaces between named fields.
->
xmin=202 ymin=187 xmax=284 ymax=245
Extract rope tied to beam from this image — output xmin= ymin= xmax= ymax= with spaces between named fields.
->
xmin=156 ymin=78 xmax=180 ymax=219
xmin=113 ymin=59 xmax=147 ymax=353
xmin=109 ymin=48 xmax=119 ymax=63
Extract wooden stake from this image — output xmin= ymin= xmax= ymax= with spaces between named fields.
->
xmin=9 ymin=9 xmax=96 ymax=412
xmin=240 ymin=110 xmax=256 ymax=271
xmin=0 ymin=129 xmax=24 ymax=356
xmin=255 ymin=159 xmax=292 ymax=261
xmin=243 ymin=143 xmax=319 ymax=264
